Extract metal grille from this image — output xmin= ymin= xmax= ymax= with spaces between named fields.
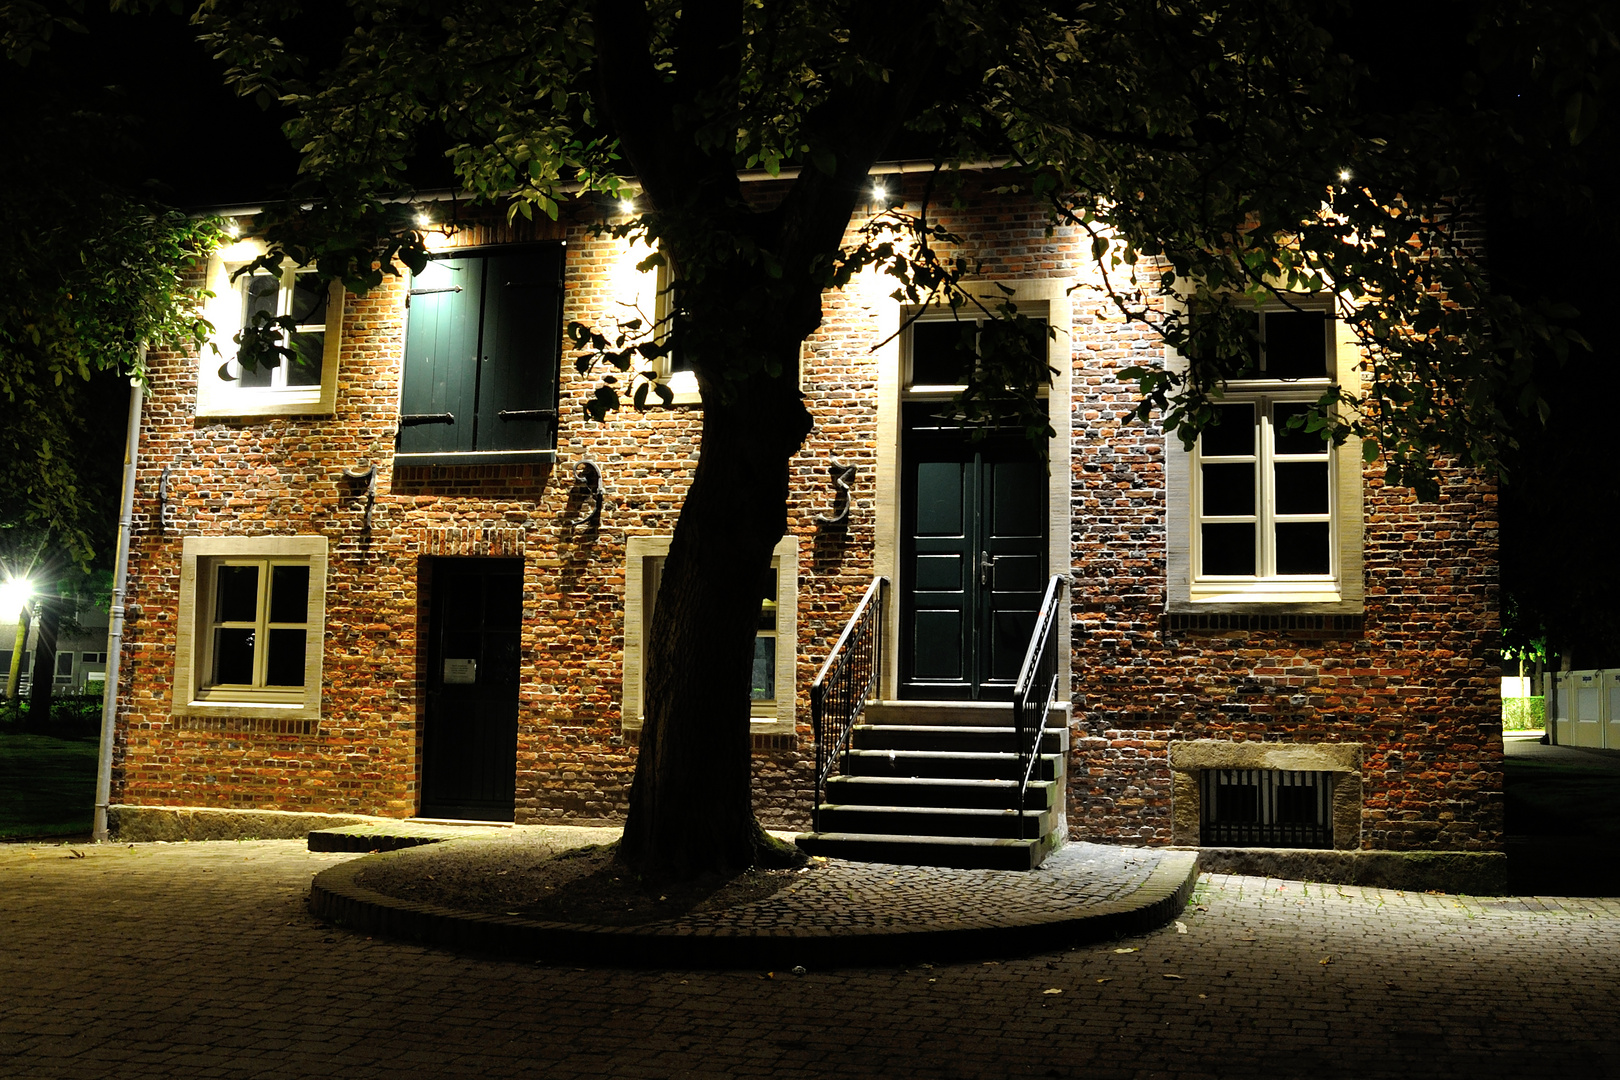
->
xmin=1199 ymin=769 xmax=1333 ymax=848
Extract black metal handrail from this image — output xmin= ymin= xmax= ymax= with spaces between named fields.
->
xmin=809 ymin=576 xmax=887 ymax=830
xmin=1012 ymin=575 xmax=1066 ymax=811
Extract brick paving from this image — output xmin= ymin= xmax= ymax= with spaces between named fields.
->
xmin=4 ymin=839 xmax=1620 ymax=1078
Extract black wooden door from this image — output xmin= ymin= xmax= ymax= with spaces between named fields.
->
xmin=899 ymin=403 xmax=1047 ymax=700
xmin=421 ymin=558 xmax=522 ymax=820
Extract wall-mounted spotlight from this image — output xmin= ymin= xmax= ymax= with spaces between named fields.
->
xmin=618 ymin=199 xmax=636 ymax=216
xmin=872 ymin=182 xmax=888 ymax=204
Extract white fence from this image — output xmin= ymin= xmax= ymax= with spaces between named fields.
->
xmin=1551 ymin=670 xmax=1620 ymax=748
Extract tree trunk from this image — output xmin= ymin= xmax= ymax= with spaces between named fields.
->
xmin=27 ymin=597 xmax=61 ymax=730
xmin=5 ymin=605 xmax=30 ymax=700
xmin=618 ymin=356 xmax=813 ymax=880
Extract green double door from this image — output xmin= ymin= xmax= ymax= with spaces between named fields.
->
xmin=899 ymin=404 xmax=1048 ymax=701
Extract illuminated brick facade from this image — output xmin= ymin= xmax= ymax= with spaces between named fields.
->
xmin=111 ymin=176 xmax=1502 ymax=851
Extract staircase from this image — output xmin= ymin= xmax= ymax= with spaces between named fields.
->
xmin=795 ymin=700 xmax=1069 ymax=870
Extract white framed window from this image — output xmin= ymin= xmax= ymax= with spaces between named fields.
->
xmin=1194 ymin=396 xmax=1334 ymax=581
xmin=171 ymin=536 xmax=328 ymax=727
xmin=196 ymin=237 xmax=344 ymax=418
xmin=621 ymin=535 xmax=798 ymax=735
xmin=1167 ymin=303 xmax=1364 ymax=612
xmin=614 ymin=243 xmax=698 ymax=405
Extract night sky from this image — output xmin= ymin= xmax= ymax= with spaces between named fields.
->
xmin=13 ymin=4 xmax=301 ymax=209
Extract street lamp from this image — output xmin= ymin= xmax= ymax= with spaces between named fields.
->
xmin=1 ymin=575 xmax=33 ymax=701
xmin=0 ymin=576 xmax=33 ymax=620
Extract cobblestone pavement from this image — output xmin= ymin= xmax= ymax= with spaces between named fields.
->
xmin=351 ymin=834 xmax=1167 ymax=930
xmin=4 ymin=839 xmax=1619 ymax=1079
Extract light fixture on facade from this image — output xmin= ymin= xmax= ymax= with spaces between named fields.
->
xmin=618 ymin=199 xmax=636 ymax=216
xmin=1338 ymin=169 xmax=1351 ymax=182
xmin=415 ymin=210 xmax=433 ymax=228
xmin=872 ymin=182 xmax=888 ymax=204
xmin=224 ymin=220 xmax=241 ymax=239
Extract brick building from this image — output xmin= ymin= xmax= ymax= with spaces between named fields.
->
xmin=108 ymin=171 xmax=1503 ymax=866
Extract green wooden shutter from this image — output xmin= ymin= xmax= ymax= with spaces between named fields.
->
xmin=399 ymin=257 xmax=483 ymax=455
xmin=477 ymin=247 xmax=564 ymax=452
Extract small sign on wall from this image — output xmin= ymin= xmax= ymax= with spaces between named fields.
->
xmin=443 ymin=658 xmax=478 ymax=685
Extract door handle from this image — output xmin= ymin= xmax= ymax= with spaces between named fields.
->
xmin=978 ymin=550 xmax=993 ymax=587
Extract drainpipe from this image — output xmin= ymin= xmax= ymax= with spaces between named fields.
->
xmin=94 ymin=369 xmax=145 ymax=842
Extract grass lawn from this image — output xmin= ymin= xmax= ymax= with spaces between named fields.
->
xmin=0 ymin=731 xmax=98 ymax=840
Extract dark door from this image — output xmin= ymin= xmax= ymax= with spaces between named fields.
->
xmin=421 ymin=558 xmax=523 ymax=820
xmin=899 ymin=403 xmax=1047 ymax=700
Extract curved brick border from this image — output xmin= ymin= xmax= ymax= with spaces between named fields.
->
xmin=308 ymin=849 xmax=1199 ymax=969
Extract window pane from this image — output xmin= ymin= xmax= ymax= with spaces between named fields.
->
xmin=1275 ymin=462 xmax=1330 ymax=515
xmin=1264 ymin=311 xmax=1329 ymax=379
xmin=1200 ymin=404 xmax=1256 ymax=457
xmin=979 ymin=317 xmax=1047 ymax=381
xmin=758 ymin=568 xmax=778 ymax=631
xmin=910 ymin=320 xmax=973 ymax=385
xmin=1202 ymin=523 xmax=1256 ymax=576
xmin=214 ymin=565 xmax=260 ymax=623
xmin=288 ymin=273 xmax=328 ymax=325
xmin=1275 ymin=522 xmax=1332 ymax=575
xmin=1190 ymin=310 xmax=1259 ymax=374
xmin=268 ymin=564 xmax=310 ymax=624
xmin=286 ymin=332 xmax=325 ymax=386
xmin=237 ymin=355 xmax=275 ymax=388
xmin=242 ymin=273 xmax=279 ymax=323
xmin=1273 ymin=404 xmax=1328 ymax=456
xmin=264 ymin=629 xmax=307 ymax=686
xmin=751 ymin=635 xmax=775 ymax=701
xmin=212 ymin=628 xmax=255 ymax=684
xmin=1202 ymin=463 xmax=1255 ymax=516
xmin=56 ymin=652 xmax=73 ymax=676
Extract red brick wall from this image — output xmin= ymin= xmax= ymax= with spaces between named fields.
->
xmin=113 ymin=182 xmax=1501 ymax=850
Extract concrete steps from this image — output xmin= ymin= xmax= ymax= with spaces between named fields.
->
xmin=797 ymin=700 xmax=1069 ymax=871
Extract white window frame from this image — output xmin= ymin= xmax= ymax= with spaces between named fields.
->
xmin=615 ymin=242 xmax=699 ymax=405
xmin=196 ymin=238 xmax=344 ymax=418
xmin=1166 ymin=300 xmax=1364 ymax=612
xmin=171 ymin=536 xmax=328 ymax=724
xmin=621 ymin=534 xmax=798 ymax=736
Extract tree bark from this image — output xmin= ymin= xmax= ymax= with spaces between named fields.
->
xmin=5 ymin=606 xmax=30 ymax=700
xmin=594 ymin=0 xmax=940 ymax=880
xmin=618 ymin=355 xmax=813 ymax=880
xmin=27 ymin=596 xmax=61 ymax=730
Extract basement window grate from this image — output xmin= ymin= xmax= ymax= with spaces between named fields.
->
xmin=1199 ymin=769 xmax=1333 ymax=849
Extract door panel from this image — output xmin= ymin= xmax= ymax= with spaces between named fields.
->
xmin=980 ymin=457 xmax=1046 ymax=690
xmin=899 ymin=404 xmax=1047 ymax=700
xmin=421 ymin=558 xmax=522 ymax=821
